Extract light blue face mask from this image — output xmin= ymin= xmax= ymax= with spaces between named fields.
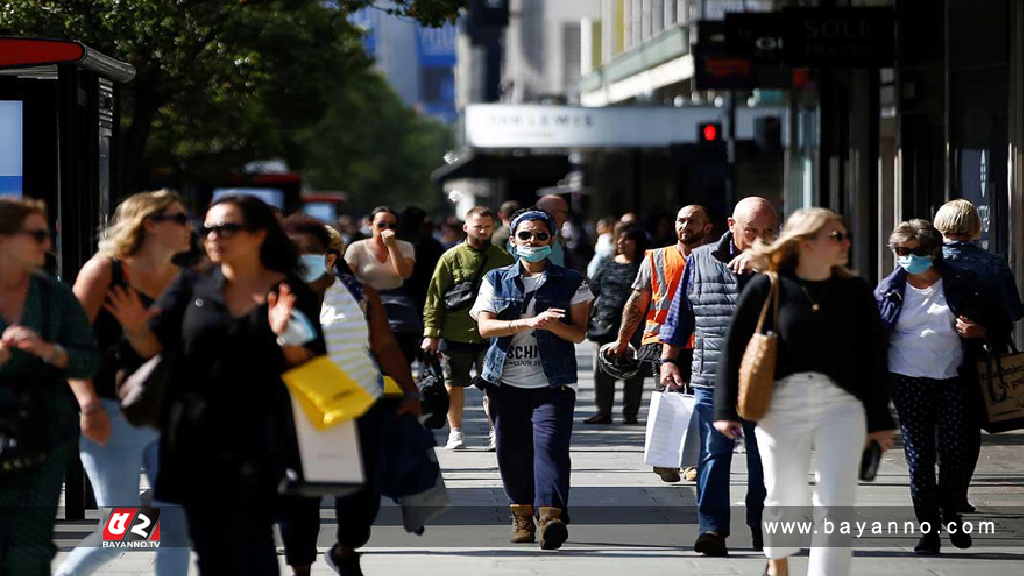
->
xmin=897 ymin=254 xmax=933 ymax=275
xmin=299 ymin=254 xmax=327 ymax=283
xmin=516 ymin=245 xmax=552 ymax=263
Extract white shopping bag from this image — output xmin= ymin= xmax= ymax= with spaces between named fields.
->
xmin=643 ymin=391 xmax=699 ymax=469
xmin=281 ymin=392 xmax=366 ymax=496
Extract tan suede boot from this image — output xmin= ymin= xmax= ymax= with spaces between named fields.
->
xmin=509 ymin=504 xmax=536 ymax=543
xmin=537 ymin=507 xmax=568 ymax=550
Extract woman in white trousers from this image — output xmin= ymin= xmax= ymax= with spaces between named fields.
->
xmin=715 ymin=208 xmax=897 ymax=576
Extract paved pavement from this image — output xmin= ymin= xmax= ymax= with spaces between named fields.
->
xmin=53 ymin=343 xmax=1024 ymax=575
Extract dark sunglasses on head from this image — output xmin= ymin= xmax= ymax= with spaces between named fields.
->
xmin=516 ymin=231 xmax=551 ymax=242
xmin=376 ymin=222 xmax=398 ymax=230
xmin=18 ymin=229 xmax=51 ymax=244
xmin=894 ymin=246 xmax=933 ymax=257
xmin=151 ymin=212 xmax=189 ymax=226
xmin=200 ymin=223 xmax=247 ymax=238
xmin=829 ymin=231 xmax=852 ymax=243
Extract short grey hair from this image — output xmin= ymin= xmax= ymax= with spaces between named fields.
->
xmin=889 ymin=219 xmax=943 ymax=258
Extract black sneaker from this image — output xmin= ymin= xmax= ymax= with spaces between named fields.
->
xmin=946 ymin=518 xmax=973 ymax=550
xmin=325 ymin=546 xmax=363 ymax=576
xmin=959 ymin=501 xmax=978 ymax=514
xmin=693 ymin=532 xmax=729 ymax=557
xmin=914 ymin=532 xmax=941 ymax=555
xmin=751 ymin=527 xmax=764 ymax=552
xmin=622 ymin=415 xmax=640 ymax=425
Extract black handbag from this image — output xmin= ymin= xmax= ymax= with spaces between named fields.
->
xmin=0 ymin=278 xmax=54 ymax=476
xmin=443 ymin=252 xmax=489 ymax=312
xmin=116 ymin=353 xmax=176 ymax=429
xmin=417 ymin=354 xmax=449 ymax=430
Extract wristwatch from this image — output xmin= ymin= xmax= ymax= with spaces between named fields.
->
xmin=659 ymin=358 xmax=677 ymax=366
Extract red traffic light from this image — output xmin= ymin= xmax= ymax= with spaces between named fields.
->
xmin=700 ymin=123 xmax=720 ymax=142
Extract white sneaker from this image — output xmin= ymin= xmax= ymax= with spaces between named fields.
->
xmin=445 ymin=428 xmax=466 ymax=450
xmin=487 ymin=429 xmax=497 ymax=452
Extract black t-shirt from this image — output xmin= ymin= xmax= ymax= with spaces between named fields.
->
xmin=715 ymin=270 xmax=895 ymax=432
xmin=149 ymin=266 xmax=325 ymax=501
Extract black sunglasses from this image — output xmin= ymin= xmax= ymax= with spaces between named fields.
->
xmin=376 ymin=222 xmax=398 ymax=230
xmin=17 ymin=229 xmax=51 ymax=244
xmin=516 ymin=231 xmax=551 ymax=242
xmin=829 ymin=231 xmax=852 ymax=243
xmin=200 ymin=223 xmax=248 ymax=239
xmin=151 ymin=212 xmax=189 ymax=226
xmin=894 ymin=246 xmax=933 ymax=257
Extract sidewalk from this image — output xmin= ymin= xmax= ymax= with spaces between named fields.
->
xmin=53 ymin=342 xmax=1024 ymax=575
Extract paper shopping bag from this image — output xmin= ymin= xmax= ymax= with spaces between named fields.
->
xmin=282 ymin=356 xmax=375 ymax=430
xmin=976 ymin=347 xmax=1024 ymax=432
xmin=643 ymin=390 xmax=697 ymax=468
xmin=279 ymin=388 xmax=366 ymax=497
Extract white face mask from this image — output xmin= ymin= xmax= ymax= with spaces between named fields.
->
xmin=299 ymin=254 xmax=327 ymax=283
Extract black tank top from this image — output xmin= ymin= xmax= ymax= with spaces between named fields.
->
xmin=92 ymin=260 xmax=156 ymax=399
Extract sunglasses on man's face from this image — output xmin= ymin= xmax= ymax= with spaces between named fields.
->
xmin=18 ymin=229 xmax=51 ymax=244
xmin=200 ymin=223 xmax=247 ymax=239
xmin=516 ymin=231 xmax=551 ymax=242
xmin=151 ymin=212 xmax=189 ymax=226
xmin=894 ymin=246 xmax=932 ymax=257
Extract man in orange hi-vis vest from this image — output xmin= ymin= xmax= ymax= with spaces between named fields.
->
xmin=608 ymin=205 xmax=713 ymax=482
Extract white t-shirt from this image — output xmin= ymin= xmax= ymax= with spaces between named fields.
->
xmin=344 ymin=239 xmax=416 ymax=291
xmin=888 ymin=279 xmax=964 ymax=379
xmin=320 ymin=281 xmax=382 ymax=399
xmin=470 ymin=273 xmax=594 ymax=390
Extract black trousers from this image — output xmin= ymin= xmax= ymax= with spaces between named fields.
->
xmin=185 ymin=491 xmax=280 ymax=576
xmin=333 ymin=398 xmax=395 ymax=549
xmin=278 ymin=496 xmax=321 ymax=567
xmin=592 ymin=359 xmax=644 ymax=419
xmin=890 ymin=374 xmax=971 ymax=525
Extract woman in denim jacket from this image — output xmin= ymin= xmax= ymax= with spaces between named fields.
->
xmin=470 ymin=208 xmax=593 ymax=551
xmin=875 ymin=219 xmax=1002 ymax=555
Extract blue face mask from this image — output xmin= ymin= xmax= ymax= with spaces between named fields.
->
xmin=516 ymin=245 xmax=552 ymax=263
xmin=897 ymin=254 xmax=933 ymax=275
xmin=300 ymin=254 xmax=328 ymax=283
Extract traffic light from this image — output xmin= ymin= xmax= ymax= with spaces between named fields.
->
xmin=698 ymin=122 xmax=722 ymax=143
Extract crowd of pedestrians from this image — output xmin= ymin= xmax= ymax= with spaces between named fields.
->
xmin=0 ymin=189 xmax=1019 ymax=576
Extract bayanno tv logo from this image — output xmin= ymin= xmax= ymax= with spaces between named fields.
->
xmin=102 ymin=507 xmax=161 ymax=549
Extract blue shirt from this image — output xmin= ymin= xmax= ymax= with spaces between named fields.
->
xmin=942 ymin=241 xmax=1024 ymax=324
xmin=660 ymin=239 xmax=739 ymax=347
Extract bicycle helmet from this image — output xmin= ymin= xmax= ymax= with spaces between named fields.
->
xmin=598 ymin=342 xmax=642 ymax=380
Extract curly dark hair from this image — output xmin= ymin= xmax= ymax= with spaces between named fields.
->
xmin=282 ymin=214 xmax=332 ymax=254
xmin=209 ymin=194 xmax=299 ymax=274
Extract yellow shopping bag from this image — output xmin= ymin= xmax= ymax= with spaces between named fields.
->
xmin=282 ymin=356 xmax=375 ymax=430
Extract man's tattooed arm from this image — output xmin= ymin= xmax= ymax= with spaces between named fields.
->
xmin=615 ymin=289 xmax=651 ymax=345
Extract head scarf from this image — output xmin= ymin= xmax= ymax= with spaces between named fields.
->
xmin=510 ymin=210 xmax=556 ymax=236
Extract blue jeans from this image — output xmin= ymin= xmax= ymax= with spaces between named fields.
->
xmin=693 ymin=387 xmax=766 ymax=538
xmin=55 ymin=399 xmax=190 ymax=576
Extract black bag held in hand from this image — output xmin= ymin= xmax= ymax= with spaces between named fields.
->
xmin=0 ymin=278 xmax=53 ymax=476
xmin=116 ymin=353 xmax=176 ymax=429
xmin=443 ymin=252 xmax=489 ymax=312
xmin=417 ymin=354 xmax=449 ymax=430
xmin=860 ymin=440 xmax=882 ymax=482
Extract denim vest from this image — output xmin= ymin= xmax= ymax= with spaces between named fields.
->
xmin=481 ymin=261 xmax=586 ymax=387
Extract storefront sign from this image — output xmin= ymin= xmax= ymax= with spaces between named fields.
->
xmin=726 ymin=12 xmax=783 ymax=66
xmin=463 ymin=104 xmax=785 ymax=148
xmin=782 ymin=7 xmax=895 ymax=67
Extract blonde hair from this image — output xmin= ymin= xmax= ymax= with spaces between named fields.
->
xmin=933 ymin=199 xmax=982 ymax=239
xmin=324 ymin=225 xmax=345 ymax=257
xmin=750 ymin=207 xmax=852 ymax=277
xmin=98 ymin=190 xmax=183 ymax=259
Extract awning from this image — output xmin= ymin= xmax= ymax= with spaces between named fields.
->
xmin=431 ymin=150 xmax=570 ymax=184
xmin=0 ymin=37 xmax=135 ymax=83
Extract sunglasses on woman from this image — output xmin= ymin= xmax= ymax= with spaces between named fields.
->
xmin=376 ymin=222 xmax=398 ymax=230
xmin=18 ymin=229 xmax=52 ymax=244
xmin=516 ymin=231 xmax=551 ymax=242
xmin=829 ymin=231 xmax=851 ymax=243
xmin=151 ymin=212 xmax=189 ymax=226
xmin=200 ymin=223 xmax=248 ymax=239
xmin=893 ymin=246 xmax=932 ymax=257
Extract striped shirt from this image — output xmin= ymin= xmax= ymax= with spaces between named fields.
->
xmin=320 ymin=280 xmax=382 ymax=399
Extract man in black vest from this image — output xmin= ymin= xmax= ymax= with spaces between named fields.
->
xmin=658 ymin=197 xmax=778 ymax=557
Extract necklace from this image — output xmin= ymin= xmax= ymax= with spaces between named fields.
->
xmin=801 ymin=285 xmax=823 ymax=312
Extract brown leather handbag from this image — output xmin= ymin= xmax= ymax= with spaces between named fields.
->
xmin=737 ymin=271 xmax=780 ymax=422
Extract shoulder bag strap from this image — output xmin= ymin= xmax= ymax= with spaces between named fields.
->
xmin=470 ymin=250 xmax=490 ymax=288
xmin=754 ymin=272 xmax=778 ymax=335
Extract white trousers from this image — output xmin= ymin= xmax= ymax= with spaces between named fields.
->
xmin=755 ymin=372 xmax=867 ymax=576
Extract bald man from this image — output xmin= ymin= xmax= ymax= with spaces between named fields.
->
xmin=536 ymin=195 xmax=570 ymax=267
xmin=659 ymin=196 xmax=778 ymax=557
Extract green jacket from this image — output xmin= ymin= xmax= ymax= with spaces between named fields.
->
xmin=424 ymin=242 xmax=514 ymax=343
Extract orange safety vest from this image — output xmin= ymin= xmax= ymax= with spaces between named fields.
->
xmin=642 ymin=245 xmax=687 ymax=346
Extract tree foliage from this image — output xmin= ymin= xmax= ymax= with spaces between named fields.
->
xmin=0 ymin=0 xmax=463 ymax=197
